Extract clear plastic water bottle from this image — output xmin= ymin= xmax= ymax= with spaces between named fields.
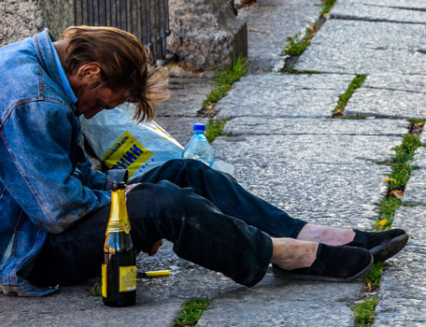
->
xmin=182 ymin=123 xmax=215 ymax=166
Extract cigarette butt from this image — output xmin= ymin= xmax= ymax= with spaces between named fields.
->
xmin=138 ymin=270 xmax=171 ymax=278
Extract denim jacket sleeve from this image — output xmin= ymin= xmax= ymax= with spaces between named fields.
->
xmin=0 ymin=99 xmax=111 ymax=234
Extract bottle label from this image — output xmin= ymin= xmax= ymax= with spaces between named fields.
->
xmin=119 ymin=266 xmax=137 ymax=292
xmin=101 ymin=131 xmax=153 ymax=179
xmin=102 ymin=264 xmax=107 ymax=297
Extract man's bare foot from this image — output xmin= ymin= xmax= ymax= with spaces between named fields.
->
xmin=270 ymin=238 xmax=318 ymax=270
xmin=296 ymin=223 xmax=355 ymax=246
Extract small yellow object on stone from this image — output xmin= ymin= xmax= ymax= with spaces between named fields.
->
xmin=383 ymin=178 xmax=397 ymax=184
xmin=138 ymin=270 xmax=171 ymax=278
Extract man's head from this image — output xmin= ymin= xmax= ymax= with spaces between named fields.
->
xmin=59 ymin=26 xmax=169 ymax=121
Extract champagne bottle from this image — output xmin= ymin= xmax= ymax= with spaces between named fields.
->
xmin=102 ymin=182 xmax=137 ymax=307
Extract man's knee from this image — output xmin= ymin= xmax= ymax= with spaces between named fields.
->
xmin=165 ymin=158 xmax=207 ymax=171
xmin=127 ymin=180 xmax=196 ymax=213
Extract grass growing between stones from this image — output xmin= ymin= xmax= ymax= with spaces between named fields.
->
xmin=89 ymin=277 xmax=102 ymax=296
xmin=174 ymin=298 xmax=211 ymax=327
xmin=320 ymin=0 xmax=337 ymax=15
xmin=201 ymin=56 xmax=247 ymax=114
xmin=205 ymin=119 xmax=227 ymax=143
xmin=364 ymin=262 xmax=385 ymax=291
xmin=281 ymin=0 xmax=336 ymax=72
xmin=351 ymin=263 xmax=383 ymax=325
xmin=282 ymin=30 xmax=315 ymax=57
xmin=352 ymin=262 xmax=384 ymax=325
xmin=332 ymin=74 xmax=367 ymax=117
xmin=352 ymin=296 xmax=378 ymax=326
xmin=376 ymin=132 xmax=422 ymax=229
xmin=353 ymin=123 xmax=423 ymax=326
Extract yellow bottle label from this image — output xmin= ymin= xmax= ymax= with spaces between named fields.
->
xmin=119 ymin=266 xmax=137 ymax=292
xmin=102 ymin=264 xmax=107 ymax=297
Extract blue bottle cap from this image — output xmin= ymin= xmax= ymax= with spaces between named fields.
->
xmin=193 ymin=123 xmax=206 ymax=131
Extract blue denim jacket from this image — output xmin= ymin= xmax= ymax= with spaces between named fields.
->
xmin=0 ymin=30 xmax=112 ymax=296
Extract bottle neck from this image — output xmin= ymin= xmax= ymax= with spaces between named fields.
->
xmin=106 ymin=188 xmax=131 ymax=235
xmin=194 ymin=130 xmax=205 ymax=135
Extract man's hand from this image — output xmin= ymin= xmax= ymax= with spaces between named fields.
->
xmin=143 ymin=239 xmax=163 ymax=256
xmin=124 ymin=182 xmax=162 ymax=255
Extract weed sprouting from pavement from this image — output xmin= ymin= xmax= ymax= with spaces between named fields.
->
xmin=352 ymin=296 xmax=378 ymax=326
xmin=174 ymin=298 xmax=211 ymax=326
xmin=205 ymin=119 xmax=227 ymax=143
xmin=364 ymin=262 xmax=385 ymax=290
xmin=321 ymin=0 xmax=337 ymax=15
xmin=353 ymin=124 xmax=424 ymax=326
xmin=281 ymin=0 xmax=336 ymax=69
xmin=201 ymin=56 xmax=247 ymax=112
xmin=375 ymin=132 xmax=421 ymax=229
xmin=332 ymin=74 xmax=367 ymax=117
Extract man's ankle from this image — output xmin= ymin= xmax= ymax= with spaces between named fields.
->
xmin=270 ymin=237 xmax=318 ymax=270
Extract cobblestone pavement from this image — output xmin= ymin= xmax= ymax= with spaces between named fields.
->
xmin=2 ymin=0 xmax=426 ymax=326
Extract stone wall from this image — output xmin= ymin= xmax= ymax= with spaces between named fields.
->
xmin=167 ymin=0 xmax=247 ymax=72
xmin=0 ymin=0 xmax=247 ymax=72
xmin=0 ymin=0 xmax=73 ymax=47
xmin=42 ymin=0 xmax=74 ymax=39
xmin=0 ymin=0 xmax=44 ymax=47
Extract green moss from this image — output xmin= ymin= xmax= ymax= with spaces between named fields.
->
xmin=202 ymin=57 xmax=247 ymax=111
xmin=174 ymin=299 xmax=211 ymax=326
xmin=205 ymin=119 xmax=227 ymax=143
xmin=332 ymin=75 xmax=367 ymax=115
xmin=352 ymin=296 xmax=378 ymax=326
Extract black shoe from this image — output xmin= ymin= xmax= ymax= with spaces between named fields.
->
xmin=345 ymin=229 xmax=409 ymax=262
xmin=272 ymin=243 xmax=373 ymax=282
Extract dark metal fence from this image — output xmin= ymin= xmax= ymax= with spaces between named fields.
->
xmin=74 ymin=0 xmax=170 ymax=61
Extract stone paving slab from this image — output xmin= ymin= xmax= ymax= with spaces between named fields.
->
xmin=374 ymin=299 xmax=426 ymax=327
xmin=411 ymin=147 xmax=426 ymax=168
xmin=212 ymin=133 xmax=400 ymax=220
xmin=335 ymin=0 xmax=426 ymax=8
xmin=155 ymin=116 xmax=209 ymax=147
xmin=223 ymin=117 xmax=409 ymax=136
xmin=344 ymin=88 xmax=426 ymax=119
xmin=402 ymin=169 xmax=426 ymax=206
xmin=215 ymin=160 xmax=390 ymax=221
xmin=0 ymin=282 xmax=182 ymax=327
xmin=198 ymin=298 xmax=356 ymax=327
xmin=374 ymin=206 xmax=426 ymax=327
xmin=154 ymin=76 xmax=213 ymax=145
xmin=196 ymin=265 xmax=367 ymax=327
xmin=297 ymin=19 xmax=426 ymax=74
xmin=155 ymin=76 xmax=213 ymax=117
xmin=343 ymin=74 xmax=426 ymax=119
xmin=376 ymin=250 xmax=426 ymax=301
xmin=220 ymin=72 xmax=354 ymax=90
xmin=215 ymin=73 xmax=354 ymax=119
xmin=420 ymin=130 xmax=426 ymax=145
xmin=331 ymin=0 xmax=426 ymax=25
xmin=236 ymin=0 xmax=320 ymax=72
xmin=363 ymin=73 xmax=426 ymax=94
xmin=213 ymin=133 xmax=401 ymax=166
xmin=392 ymin=206 xmax=426 ymax=247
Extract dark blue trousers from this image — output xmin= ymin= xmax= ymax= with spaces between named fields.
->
xmin=29 ymin=159 xmax=306 ymax=287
